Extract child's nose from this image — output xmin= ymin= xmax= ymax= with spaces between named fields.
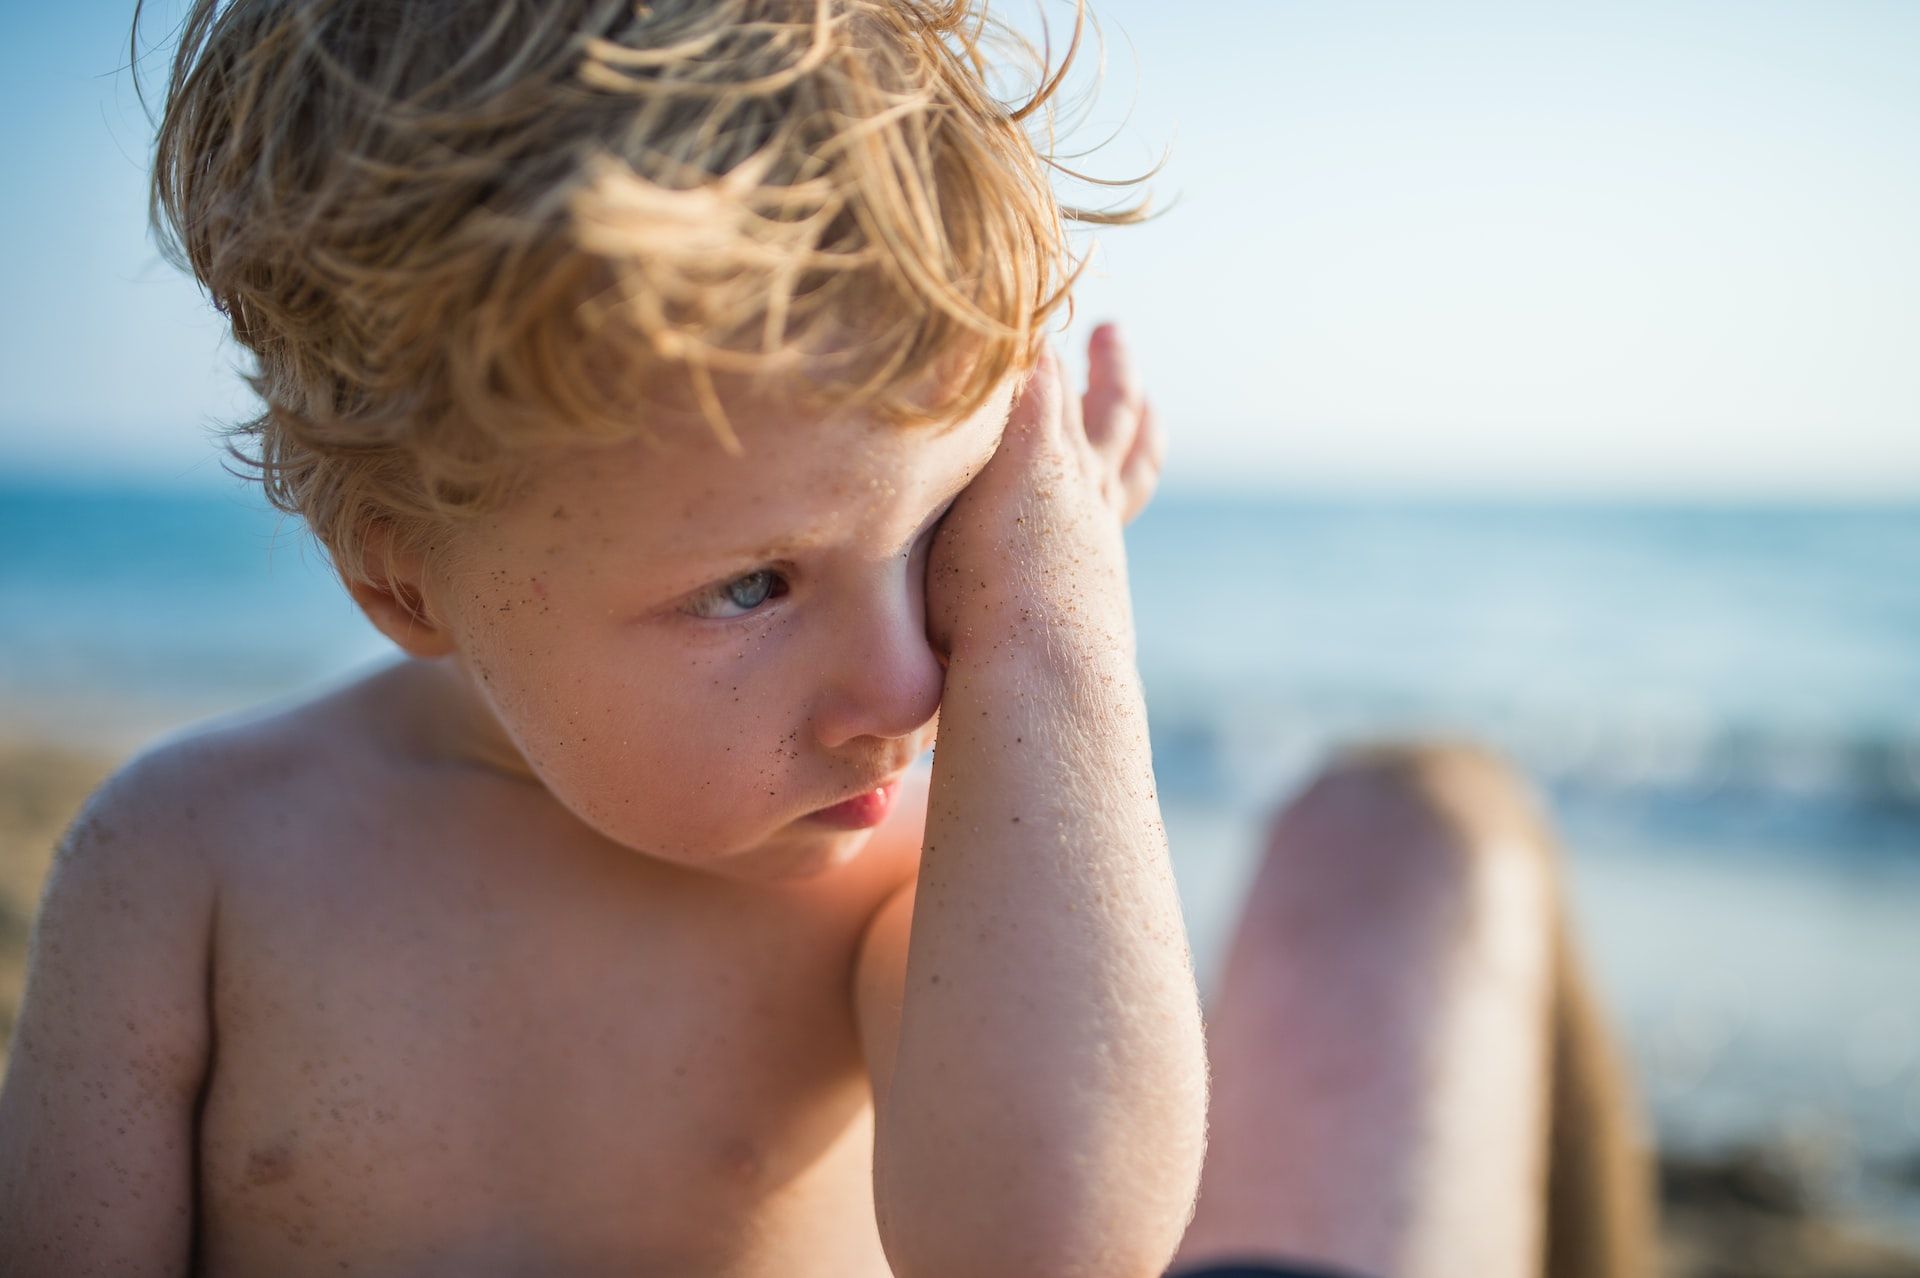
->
xmin=810 ymin=579 xmax=945 ymax=750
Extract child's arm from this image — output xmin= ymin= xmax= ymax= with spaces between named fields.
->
xmin=860 ymin=335 xmax=1207 ymax=1278
xmin=0 ymin=747 xmax=216 ymax=1275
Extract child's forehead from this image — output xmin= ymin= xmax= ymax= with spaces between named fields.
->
xmin=513 ymin=380 xmax=1010 ymax=562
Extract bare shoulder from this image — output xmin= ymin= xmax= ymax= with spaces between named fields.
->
xmin=86 ymin=659 xmax=437 ymax=860
xmin=0 ymin=667 xmax=369 ymax=1267
xmin=75 ymin=717 xmax=290 ymax=860
xmin=6 ymin=667 xmax=394 ymax=1003
xmin=40 ymin=696 xmax=288 ymax=909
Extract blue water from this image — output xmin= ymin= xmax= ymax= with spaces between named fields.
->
xmin=1124 ymin=497 xmax=1920 ymax=886
xmin=6 ymin=476 xmax=1920 ymax=1231
xmin=5 ymin=479 xmax=1919 ymax=823
xmin=0 ymin=480 xmax=385 ymax=726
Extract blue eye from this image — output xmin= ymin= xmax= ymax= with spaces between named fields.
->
xmin=685 ymin=569 xmax=788 ymax=619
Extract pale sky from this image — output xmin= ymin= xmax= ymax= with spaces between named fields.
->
xmin=2 ymin=0 xmax=1916 ymax=496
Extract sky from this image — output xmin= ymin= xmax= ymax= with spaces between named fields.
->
xmin=1 ymin=0 xmax=1916 ymax=497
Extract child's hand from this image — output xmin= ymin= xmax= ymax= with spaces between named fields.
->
xmin=927 ymin=323 xmax=1163 ymax=662
xmin=889 ymin=327 xmax=1206 ymax=1269
xmin=1082 ymin=321 xmax=1165 ymax=528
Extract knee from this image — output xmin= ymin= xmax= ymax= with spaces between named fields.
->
xmin=1260 ymin=740 xmax=1561 ymax=937
xmin=1314 ymin=740 xmax=1554 ymax=855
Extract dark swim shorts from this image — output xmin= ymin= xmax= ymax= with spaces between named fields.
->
xmin=1166 ymin=1263 xmax=1378 ymax=1278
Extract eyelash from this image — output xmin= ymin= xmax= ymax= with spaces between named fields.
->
xmin=682 ymin=568 xmax=791 ymax=621
xmin=679 ymin=515 xmax=948 ymax=624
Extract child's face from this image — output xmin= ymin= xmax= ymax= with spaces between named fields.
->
xmin=425 ymin=383 xmax=1012 ymax=881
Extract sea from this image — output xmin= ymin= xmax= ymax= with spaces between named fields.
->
xmin=4 ymin=476 xmax=1919 ymax=1236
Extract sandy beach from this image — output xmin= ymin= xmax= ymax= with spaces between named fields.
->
xmin=0 ymin=739 xmax=104 ymax=1056
xmin=2 ymin=736 xmax=1916 ymax=1275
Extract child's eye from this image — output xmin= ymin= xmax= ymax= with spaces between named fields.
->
xmin=683 ymin=569 xmax=789 ymax=620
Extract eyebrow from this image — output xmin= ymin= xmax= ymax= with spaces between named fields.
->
xmin=697 ymin=455 xmax=985 ymax=578
xmin=891 ymin=485 xmax=961 ymax=558
xmin=657 ymin=408 xmax=1004 ymax=593
xmin=889 ymin=444 xmax=997 ymax=558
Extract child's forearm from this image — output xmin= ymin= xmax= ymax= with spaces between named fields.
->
xmin=873 ymin=632 xmax=1208 ymax=1278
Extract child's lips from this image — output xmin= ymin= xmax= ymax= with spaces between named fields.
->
xmin=804 ymin=777 xmax=903 ymax=830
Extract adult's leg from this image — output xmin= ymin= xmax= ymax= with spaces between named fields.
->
xmin=1170 ymin=743 xmax=1652 ymax=1278
xmin=1540 ymin=885 xmax=1655 ymax=1278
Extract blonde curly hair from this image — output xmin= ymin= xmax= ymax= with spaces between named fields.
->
xmin=141 ymin=0 xmax=1139 ymax=582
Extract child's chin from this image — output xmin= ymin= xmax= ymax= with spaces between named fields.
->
xmin=719 ymin=826 xmax=875 ymax=883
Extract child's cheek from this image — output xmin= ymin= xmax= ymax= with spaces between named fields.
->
xmin=455 ymin=584 xmax=815 ymax=857
xmin=521 ymin=658 xmax=787 ymax=841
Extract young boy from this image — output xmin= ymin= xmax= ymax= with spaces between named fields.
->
xmin=1 ymin=1 xmax=1212 ymax=1274
xmin=2 ymin=2 xmax=1655 ymax=1275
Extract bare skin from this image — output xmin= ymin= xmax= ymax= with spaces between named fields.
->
xmin=1 ymin=315 xmax=1648 ymax=1276
xmin=1172 ymin=745 xmax=1653 ymax=1278
xmin=4 ymin=666 xmax=924 ymax=1276
xmin=0 ymin=327 xmax=1203 ymax=1276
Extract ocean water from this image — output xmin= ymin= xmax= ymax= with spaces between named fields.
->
xmin=10 ymin=481 xmax=1916 ymax=786
xmin=5 ymin=477 xmax=1920 ymax=1231
xmin=0 ymin=480 xmax=386 ymax=737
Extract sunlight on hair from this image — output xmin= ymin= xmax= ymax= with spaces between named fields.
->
xmin=137 ymin=0 xmax=1147 ymax=584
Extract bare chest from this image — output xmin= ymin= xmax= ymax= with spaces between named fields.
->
xmin=193 ymin=811 xmax=898 ymax=1275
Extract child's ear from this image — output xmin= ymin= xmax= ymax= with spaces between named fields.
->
xmin=342 ymin=524 xmax=456 ymax=659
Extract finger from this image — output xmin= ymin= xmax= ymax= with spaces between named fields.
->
xmin=1119 ymin=396 xmax=1163 ymax=475
xmin=1082 ymin=322 xmax=1143 ymax=464
xmin=1053 ymin=338 xmax=1084 ymax=443
xmin=1001 ymin=343 xmax=1064 ymax=451
xmin=1119 ymin=400 xmax=1163 ymax=525
xmin=1120 ymin=460 xmax=1160 ymax=526
xmin=1142 ymin=399 xmax=1166 ymax=471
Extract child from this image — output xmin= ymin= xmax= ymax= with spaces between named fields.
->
xmin=1 ymin=2 xmax=1653 ymax=1274
xmin=2 ymin=1 xmax=1210 ymax=1273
